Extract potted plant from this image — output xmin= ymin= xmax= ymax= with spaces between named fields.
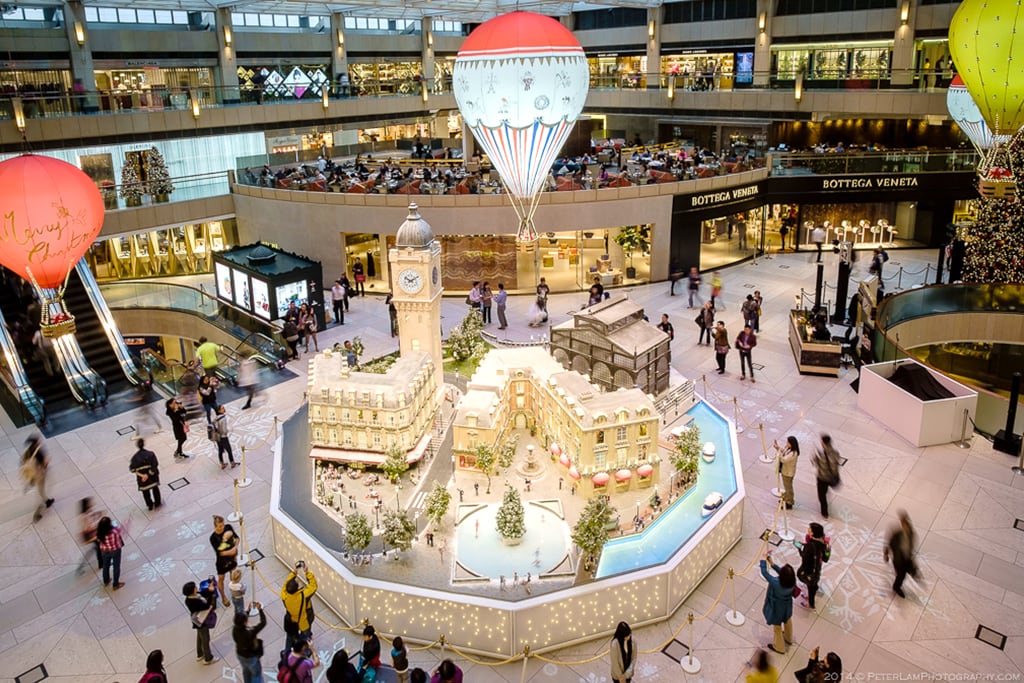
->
xmin=613 ymin=225 xmax=650 ymax=279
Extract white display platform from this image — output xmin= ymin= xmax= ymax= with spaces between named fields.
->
xmin=857 ymin=359 xmax=978 ymax=447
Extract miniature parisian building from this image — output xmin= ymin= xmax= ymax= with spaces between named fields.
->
xmin=306 ymin=203 xmax=444 ymax=466
xmin=452 ymin=347 xmax=660 ymax=495
xmin=549 ymin=296 xmax=670 ymax=395
xmin=308 ymin=351 xmax=438 ymax=465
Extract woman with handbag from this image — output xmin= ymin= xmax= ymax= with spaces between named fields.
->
xmin=300 ymin=303 xmax=319 ymax=352
xmin=183 ymin=580 xmax=219 ymax=665
xmin=796 ymin=522 xmax=830 ymax=610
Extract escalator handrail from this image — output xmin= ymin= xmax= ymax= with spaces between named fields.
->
xmin=101 ymin=280 xmax=283 ymax=354
xmin=138 ymin=348 xmax=193 ymax=394
xmin=233 ymin=330 xmax=288 ymax=364
xmin=75 ymin=260 xmax=147 ymax=385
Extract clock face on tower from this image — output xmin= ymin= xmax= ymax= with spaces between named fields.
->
xmin=398 ymin=268 xmax=424 ymax=294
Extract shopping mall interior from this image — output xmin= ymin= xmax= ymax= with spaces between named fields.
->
xmin=2 ymin=0 xmax=1023 ymax=681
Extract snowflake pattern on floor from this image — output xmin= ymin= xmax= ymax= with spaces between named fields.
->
xmin=136 ymin=556 xmax=176 ymax=582
xmin=183 ymin=407 xmax=276 ymax=459
xmin=128 ymin=591 xmax=162 ymax=616
xmin=178 ymin=519 xmax=207 ymax=539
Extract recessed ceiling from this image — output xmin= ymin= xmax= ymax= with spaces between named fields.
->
xmin=67 ymin=0 xmax=664 ymax=23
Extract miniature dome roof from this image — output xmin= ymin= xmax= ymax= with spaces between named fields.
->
xmin=246 ymin=245 xmax=277 ymax=263
xmin=395 ymin=203 xmax=435 ymax=248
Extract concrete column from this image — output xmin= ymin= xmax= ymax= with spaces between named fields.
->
xmin=645 ymin=7 xmax=662 ymax=89
xmin=215 ymin=8 xmax=240 ymax=103
xmin=62 ymin=1 xmax=97 ymax=113
xmin=331 ymin=13 xmax=349 ymax=95
xmin=560 ymin=15 xmax=574 ymax=31
xmin=421 ymin=17 xmax=435 ymax=90
xmin=754 ymin=0 xmax=772 ymax=88
xmin=890 ymin=0 xmax=916 ymax=88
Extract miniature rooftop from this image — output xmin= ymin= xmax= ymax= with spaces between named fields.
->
xmin=217 ymin=242 xmax=318 ymax=276
xmin=454 ymin=346 xmax=655 ymax=430
xmin=309 ymin=350 xmax=433 ymax=407
xmin=552 ymin=295 xmax=666 ymax=355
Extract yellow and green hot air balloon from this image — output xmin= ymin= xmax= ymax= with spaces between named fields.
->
xmin=949 ymin=0 xmax=1024 ymax=137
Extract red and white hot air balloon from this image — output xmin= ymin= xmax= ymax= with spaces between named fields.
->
xmin=453 ymin=11 xmax=589 ymax=243
xmin=947 ymin=74 xmax=1006 ymax=153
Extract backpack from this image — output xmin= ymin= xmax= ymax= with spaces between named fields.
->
xmin=207 ymin=423 xmax=217 ymax=442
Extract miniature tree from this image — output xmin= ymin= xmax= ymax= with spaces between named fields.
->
xmin=119 ymin=156 xmax=143 ymax=204
xmin=497 ymin=433 xmax=519 ymax=470
xmin=381 ymin=508 xmax=416 ymax=555
xmin=424 ymin=480 xmax=451 ymax=529
xmin=344 ymin=511 xmax=373 ymax=559
xmin=145 ymin=145 xmax=175 ymax=197
xmin=474 ymin=443 xmax=496 ymax=494
xmin=448 ymin=310 xmax=486 ymax=363
xmin=571 ymin=494 xmax=614 ymax=574
xmin=381 ymin=444 xmax=409 ymax=484
xmin=495 ymin=483 xmax=526 ymax=543
xmin=669 ymin=423 xmax=701 ymax=490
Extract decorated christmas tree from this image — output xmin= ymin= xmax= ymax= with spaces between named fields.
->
xmin=145 ymin=146 xmax=175 ymax=196
xmin=495 ymin=483 xmax=525 ymax=542
xmin=963 ymin=137 xmax=1024 ymax=283
xmin=571 ymin=494 xmax=614 ymax=574
xmin=119 ymin=156 xmax=143 ymax=203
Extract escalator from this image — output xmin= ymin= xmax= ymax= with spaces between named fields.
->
xmin=0 ymin=270 xmax=70 ymax=408
xmin=61 ymin=267 xmax=128 ymax=394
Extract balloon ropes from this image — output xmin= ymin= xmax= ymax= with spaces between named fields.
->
xmin=453 ymin=11 xmax=589 ymax=243
xmin=0 ymin=154 xmax=106 ymax=337
xmin=949 ymin=0 xmax=1024 ymax=199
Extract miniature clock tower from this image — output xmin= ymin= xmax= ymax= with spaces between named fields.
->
xmin=388 ymin=203 xmax=444 ymax=397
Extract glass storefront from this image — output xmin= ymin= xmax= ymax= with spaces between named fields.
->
xmin=93 ymin=64 xmax=214 ymax=111
xmin=343 ymin=233 xmax=385 ymax=290
xmin=769 ymin=202 xmax=925 ymax=253
xmin=587 ymin=55 xmax=648 ymax=89
xmin=86 ymin=220 xmax=237 ymax=281
xmin=348 ymin=60 xmax=423 ymax=96
xmin=772 ymin=41 xmax=892 ymax=85
xmin=661 ymin=52 xmax=738 ymax=91
xmin=698 ymin=208 xmax=761 ymax=271
xmin=915 ymin=39 xmax=952 ymax=89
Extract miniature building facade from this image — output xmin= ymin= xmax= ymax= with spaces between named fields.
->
xmin=549 ymin=296 xmax=671 ymax=395
xmin=452 ymin=347 xmax=660 ymax=495
xmin=308 ymin=349 xmax=438 ymax=465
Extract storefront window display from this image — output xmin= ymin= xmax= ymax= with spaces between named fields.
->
xmin=237 ymin=62 xmax=330 ymax=102
xmin=915 ymin=39 xmax=952 ymax=89
xmin=94 ymin=64 xmax=214 ymax=111
xmin=783 ymin=202 xmax=925 ymax=252
xmin=519 ymin=227 xmax=652 ymax=293
xmin=86 ymin=221 xmax=236 ymax=281
xmin=0 ymin=66 xmax=72 ymax=116
xmin=587 ymin=55 xmax=648 ymax=89
xmin=661 ymin=53 xmax=737 ymax=91
xmin=698 ymin=208 xmax=762 ymax=271
xmin=343 ymin=234 xmax=384 ymax=290
xmin=772 ymin=41 xmax=891 ymax=85
xmin=348 ymin=61 xmax=424 ymax=96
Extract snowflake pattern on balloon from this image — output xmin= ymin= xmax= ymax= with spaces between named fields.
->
xmin=128 ymin=591 xmax=162 ymax=616
xmin=137 ymin=557 xmax=175 ymax=582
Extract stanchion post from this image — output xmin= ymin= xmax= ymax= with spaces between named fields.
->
xmin=680 ymin=612 xmax=701 ymax=673
xmin=758 ymin=423 xmax=774 ymax=464
xmin=958 ymin=408 xmax=972 ymax=450
xmin=725 ymin=568 xmax=746 ymax=626
xmin=775 ymin=480 xmax=795 ymax=541
xmin=228 ymin=476 xmax=243 ymax=523
xmin=520 ymin=645 xmax=530 ymax=683
xmin=232 ymin=479 xmax=250 ymax=566
xmin=897 ymin=266 xmax=903 ymax=290
xmin=733 ymin=397 xmax=744 ymax=434
xmin=237 ymin=445 xmax=253 ymax=488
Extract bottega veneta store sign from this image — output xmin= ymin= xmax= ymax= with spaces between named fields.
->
xmin=822 ymin=176 xmax=919 ymax=190
xmin=690 ymin=184 xmax=760 ymax=207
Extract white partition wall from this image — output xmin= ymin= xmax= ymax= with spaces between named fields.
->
xmin=857 ymin=359 xmax=978 ymax=447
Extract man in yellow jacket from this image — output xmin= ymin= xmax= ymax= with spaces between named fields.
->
xmin=280 ymin=561 xmax=317 ymax=654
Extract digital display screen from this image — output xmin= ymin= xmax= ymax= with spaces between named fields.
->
xmin=215 ymin=263 xmax=233 ymax=301
xmin=736 ymin=52 xmax=754 ymax=84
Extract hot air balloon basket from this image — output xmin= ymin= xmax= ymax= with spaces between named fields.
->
xmin=978 ymin=177 xmax=1017 ymax=200
xmin=42 ymin=314 xmax=76 ymax=338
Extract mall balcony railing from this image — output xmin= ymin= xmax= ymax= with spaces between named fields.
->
xmin=766 ymin=149 xmax=980 ymax=176
xmin=0 ymin=66 xmax=950 ymax=123
xmin=99 ymin=171 xmax=229 ymax=211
